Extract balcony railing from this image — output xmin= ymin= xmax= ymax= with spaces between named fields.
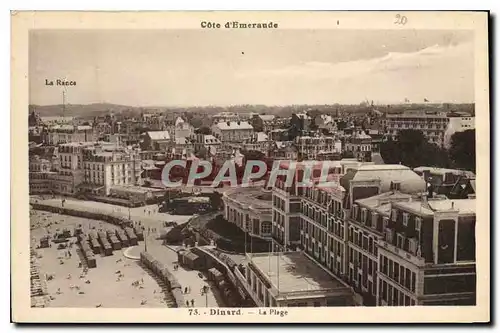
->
xmin=379 ymin=241 xmax=425 ymax=266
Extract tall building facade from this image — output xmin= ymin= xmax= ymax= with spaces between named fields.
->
xmin=383 ymin=111 xmax=450 ymax=146
xmin=272 ymin=163 xmax=476 ymax=306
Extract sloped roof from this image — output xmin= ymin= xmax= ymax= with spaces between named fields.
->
xmin=259 ymin=115 xmax=275 ymax=122
xmin=346 ymin=164 xmax=426 ymax=194
xmin=356 ymin=191 xmax=412 ymax=210
xmin=175 ymin=116 xmax=185 ymax=126
xmin=470 ymin=179 xmax=476 ymax=192
xmin=255 ymin=132 xmax=269 ymax=142
xmin=216 ymin=121 xmax=253 ymax=130
xmin=414 ymin=166 xmax=475 ymax=178
xmin=147 ymin=131 xmax=170 ymax=141
xmin=203 ymin=135 xmax=221 ymax=144
xmin=428 ymin=199 xmax=476 ymax=215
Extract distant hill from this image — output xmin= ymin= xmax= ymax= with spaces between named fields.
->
xmin=29 ymin=102 xmax=475 ymax=118
xmin=29 ymin=103 xmax=144 ymax=117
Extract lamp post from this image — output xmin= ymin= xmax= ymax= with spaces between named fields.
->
xmin=203 ymin=285 xmax=208 ymax=307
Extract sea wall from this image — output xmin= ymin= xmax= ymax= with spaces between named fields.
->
xmin=30 ymin=202 xmax=131 ymax=228
xmin=139 ymin=251 xmax=185 ymax=308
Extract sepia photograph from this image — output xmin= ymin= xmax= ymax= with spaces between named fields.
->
xmin=11 ymin=11 xmax=490 ymax=323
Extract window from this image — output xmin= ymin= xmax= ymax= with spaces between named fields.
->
xmin=409 ymin=238 xmax=417 ymax=255
xmin=403 ymin=213 xmax=409 ymax=227
xmin=415 ymin=217 xmax=422 ymax=233
xmin=393 ymin=287 xmax=399 ymax=306
xmin=361 ymin=208 xmax=367 ymax=223
xmin=383 ymin=217 xmax=389 ymax=230
xmin=391 ymin=209 xmax=397 ymax=222
xmin=390 ymin=181 xmax=401 ymax=191
xmin=397 ymin=233 xmax=405 ymax=249
xmin=261 ymin=222 xmax=272 ymax=235
xmin=382 ymin=281 xmax=388 ymax=302
xmin=371 ymin=212 xmax=378 ymax=229
xmin=385 ymin=228 xmax=394 ymax=243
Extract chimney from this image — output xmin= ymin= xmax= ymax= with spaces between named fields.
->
xmin=451 ymin=201 xmax=455 ymax=210
xmin=227 ymin=121 xmax=230 ymax=126
xmin=237 ymin=121 xmax=241 ymax=125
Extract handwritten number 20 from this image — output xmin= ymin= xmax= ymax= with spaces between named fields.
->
xmin=394 ymin=14 xmax=407 ymax=25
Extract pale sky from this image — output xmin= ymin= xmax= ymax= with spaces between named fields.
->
xmin=30 ymin=29 xmax=474 ymax=106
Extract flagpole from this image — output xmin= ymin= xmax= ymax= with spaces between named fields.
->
xmin=250 ymin=227 xmax=253 ymax=257
xmin=277 ymin=249 xmax=280 ymax=297
xmin=244 ymin=225 xmax=247 ymax=256
xmin=268 ymin=240 xmax=271 ymax=273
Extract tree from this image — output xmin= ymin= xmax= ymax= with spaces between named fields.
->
xmin=336 ymin=120 xmax=347 ymax=131
xmin=449 ymin=130 xmax=476 ymax=172
xmin=380 ymin=129 xmax=450 ymax=168
xmin=208 ymin=192 xmax=223 ymax=211
xmin=242 ymin=149 xmax=265 ymax=163
xmin=195 ymin=126 xmax=211 ymax=135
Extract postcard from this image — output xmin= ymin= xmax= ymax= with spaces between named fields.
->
xmin=11 ymin=11 xmax=490 ymax=323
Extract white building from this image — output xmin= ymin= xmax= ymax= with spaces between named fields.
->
xmin=235 ymin=252 xmax=357 ymax=307
xmin=54 ymin=142 xmax=95 ymax=195
xmin=222 ymin=187 xmax=273 ymax=239
xmin=166 ymin=116 xmax=194 ymax=139
xmin=383 ymin=111 xmax=450 ymax=146
xmin=294 ymin=136 xmax=341 ymax=160
xmin=82 ymin=145 xmax=142 ymax=196
xmin=44 ymin=125 xmax=95 ymax=145
xmin=242 ymin=132 xmax=270 ymax=152
xmin=443 ymin=114 xmax=475 ymax=148
xmin=212 ymin=121 xmax=254 ymax=143
xmin=194 ymin=134 xmax=222 ymax=156
xmin=142 ymin=131 xmax=171 ymax=151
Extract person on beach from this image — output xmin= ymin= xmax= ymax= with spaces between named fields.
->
xmin=184 ymin=287 xmax=188 ymax=294
xmin=186 ymin=300 xmax=190 ymax=307
xmin=191 ymin=299 xmax=194 ymax=307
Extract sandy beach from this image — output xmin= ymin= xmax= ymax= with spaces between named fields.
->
xmin=30 ymin=210 xmax=176 ymax=308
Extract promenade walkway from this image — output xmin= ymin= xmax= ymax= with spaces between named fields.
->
xmin=146 ymin=242 xmax=223 ymax=308
xmin=31 ymin=197 xmax=191 ymax=228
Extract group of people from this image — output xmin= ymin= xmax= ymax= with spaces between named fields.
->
xmin=143 ymin=207 xmax=159 ymax=216
xmin=131 ymin=278 xmax=144 ymax=287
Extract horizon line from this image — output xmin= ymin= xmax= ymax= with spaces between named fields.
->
xmin=29 ymin=101 xmax=475 ymax=109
